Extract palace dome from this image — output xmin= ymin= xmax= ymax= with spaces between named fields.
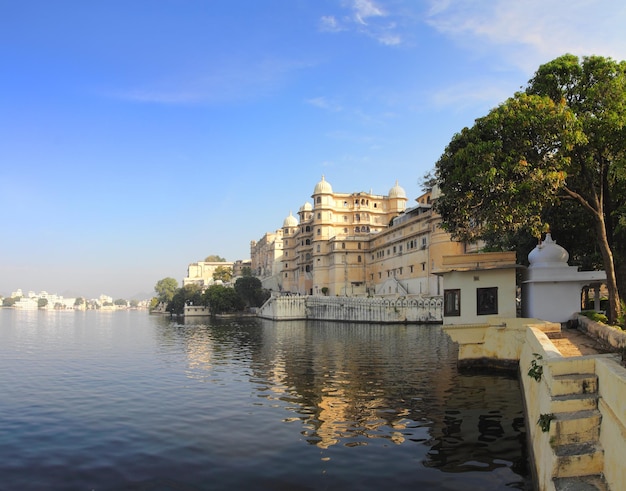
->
xmin=528 ymin=233 xmax=569 ymax=268
xmin=299 ymin=202 xmax=312 ymax=212
xmin=388 ymin=180 xmax=406 ymax=199
xmin=313 ymin=175 xmax=333 ymax=195
xmin=282 ymin=211 xmax=298 ymax=228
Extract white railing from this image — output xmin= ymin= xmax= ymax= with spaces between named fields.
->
xmin=257 ymin=295 xmax=442 ymax=323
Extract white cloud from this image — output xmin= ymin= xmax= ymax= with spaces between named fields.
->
xmin=306 ymin=96 xmax=343 ymax=112
xmin=105 ymin=57 xmax=315 ymax=105
xmin=321 ymin=0 xmax=405 ymax=46
xmin=429 ymin=79 xmax=516 ymax=112
xmin=319 ymin=15 xmax=343 ymax=32
xmin=352 ymin=0 xmax=385 ymax=25
xmin=427 ymin=0 xmax=626 ymax=72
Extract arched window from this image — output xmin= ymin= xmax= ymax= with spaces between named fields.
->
xmin=341 ymin=243 xmax=346 ymax=250
xmin=357 ymin=255 xmax=362 ymax=263
xmin=355 ymin=227 xmax=360 ymax=233
xmin=316 ymin=196 xmax=321 ymax=204
xmin=305 ymin=239 xmax=310 ymax=245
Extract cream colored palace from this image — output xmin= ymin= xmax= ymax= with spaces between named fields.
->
xmin=251 ymin=176 xmax=473 ymax=298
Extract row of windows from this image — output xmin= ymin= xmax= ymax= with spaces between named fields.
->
xmin=370 ymin=263 xmax=424 ymax=280
xmin=320 ymin=198 xmax=378 ymax=208
xmin=372 ymin=237 xmax=428 ymax=259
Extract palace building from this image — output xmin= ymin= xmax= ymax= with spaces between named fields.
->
xmin=251 ymin=176 xmax=469 ymax=297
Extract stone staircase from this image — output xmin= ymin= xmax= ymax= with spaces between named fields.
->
xmin=549 ymin=372 xmax=609 ymax=491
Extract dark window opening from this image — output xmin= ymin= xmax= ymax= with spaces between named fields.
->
xmin=444 ymin=289 xmax=461 ymax=316
xmin=477 ymin=287 xmax=498 ymax=315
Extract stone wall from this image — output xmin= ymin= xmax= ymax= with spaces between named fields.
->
xmin=571 ymin=314 xmax=626 ymax=351
xmin=257 ymin=295 xmax=443 ymax=323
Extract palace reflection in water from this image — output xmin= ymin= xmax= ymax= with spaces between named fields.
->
xmin=161 ymin=316 xmax=530 ymax=485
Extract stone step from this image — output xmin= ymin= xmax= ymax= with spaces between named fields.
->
xmin=551 ymin=410 xmax=601 ymax=446
xmin=551 ymin=393 xmax=598 ymax=413
xmin=553 ymin=443 xmax=604 ymax=478
xmin=553 ymin=474 xmax=609 ymax=491
xmin=551 ymin=373 xmax=598 ymax=397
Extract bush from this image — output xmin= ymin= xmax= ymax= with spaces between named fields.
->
xmin=580 ymin=310 xmax=608 ymax=324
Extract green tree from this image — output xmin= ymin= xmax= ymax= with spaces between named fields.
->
xmin=435 ymin=54 xmax=626 ymax=323
xmin=130 ymin=299 xmax=139 ymax=308
xmin=154 ymin=277 xmax=178 ymax=305
xmin=38 ymin=298 xmax=48 ymax=309
xmin=234 ymin=276 xmax=270 ymax=308
xmin=204 ymin=255 xmax=226 ymax=262
xmin=3 ymin=297 xmax=19 ymax=307
xmin=213 ymin=265 xmax=233 ymax=283
xmin=202 ymin=285 xmax=243 ymax=315
xmin=114 ymin=299 xmax=127 ymax=306
xmin=167 ymin=284 xmax=203 ymax=315
xmin=74 ymin=297 xmax=85 ymax=306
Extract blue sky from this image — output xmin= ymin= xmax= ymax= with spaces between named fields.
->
xmin=2 ymin=0 xmax=626 ymax=300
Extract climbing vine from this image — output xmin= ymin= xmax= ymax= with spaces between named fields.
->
xmin=537 ymin=413 xmax=555 ymax=432
xmin=527 ymin=353 xmax=543 ymax=382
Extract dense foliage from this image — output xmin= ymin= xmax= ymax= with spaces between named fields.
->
xmin=202 ymin=285 xmax=243 ymax=315
xmin=155 ymin=276 xmax=270 ymax=316
xmin=212 ymin=265 xmax=233 ymax=283
xmin=234 ymin=276 xmax=271 ymax=308
xmin=154 ymin=277 xmax=179 ymax=305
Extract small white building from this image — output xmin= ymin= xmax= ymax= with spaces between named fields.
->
xmin=521 ymin=233 xmax=606 ymax=323
xmin=436 ymin=252 xmax=519 ymax=325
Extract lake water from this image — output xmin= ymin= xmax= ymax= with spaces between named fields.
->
xmin=0 ymin=309 xmax=532 ymax=490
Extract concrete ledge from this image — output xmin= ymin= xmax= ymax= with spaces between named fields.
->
xmin=571 ymin=315 xmax=626 ymax=351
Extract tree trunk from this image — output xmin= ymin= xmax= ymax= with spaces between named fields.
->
xmin=594 ymin=215 xmax=621 ymax=324
xmin=614 ymin=245 xmax=626 ymax=302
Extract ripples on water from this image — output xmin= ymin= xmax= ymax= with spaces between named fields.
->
xmin=0 ymin=310 xmax=531 ymax=490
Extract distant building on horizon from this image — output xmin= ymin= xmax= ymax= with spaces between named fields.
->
xmin=182 ymin=259 xmax=252 ymax=289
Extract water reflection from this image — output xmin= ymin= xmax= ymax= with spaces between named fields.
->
xmin=156 ymin=316 xmax=528 ymax=485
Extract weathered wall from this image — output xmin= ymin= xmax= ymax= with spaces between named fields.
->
xmin=573 ymin=315 xmax=626 ymax=350
xmin=595 ymin=357 xmax=626 ymax=490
